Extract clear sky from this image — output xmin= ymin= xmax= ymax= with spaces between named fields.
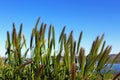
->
xmin=0 ymin=0 xmax=120 ymax=57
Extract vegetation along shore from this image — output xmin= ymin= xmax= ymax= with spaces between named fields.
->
xmin=0 ymin=18 xmax=120 ymax=80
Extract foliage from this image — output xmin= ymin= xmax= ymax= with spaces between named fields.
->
xmin=0 ymin=18 xmax=120 ymax=80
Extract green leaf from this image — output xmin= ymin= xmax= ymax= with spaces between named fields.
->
xmin=59 ymin=26 xmax=66 ymax=43
xmin=77 ymin=31 xmax=83 ymax=54
xmin=52 ymin=26 xmax=55 ymax=50
xmin=18 ymin=24 xmax=22 ymax=40
xmin=48 ymin=25 xmax=52 ymax=48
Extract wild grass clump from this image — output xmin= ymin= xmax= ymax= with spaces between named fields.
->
xmin=0 ymin=18 xmax=120 ymax=80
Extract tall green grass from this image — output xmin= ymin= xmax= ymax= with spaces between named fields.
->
xmin=0 ymin=18 xmax=120 ymax=80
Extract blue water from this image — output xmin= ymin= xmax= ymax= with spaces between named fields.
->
xmin=111 ymin=64 xmax=120 ymax=74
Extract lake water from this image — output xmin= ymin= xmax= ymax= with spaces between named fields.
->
xmin=101 ymin=64 xmax=120 ymax=74
xmin=111 ymin=64 xmax=120 ymax=74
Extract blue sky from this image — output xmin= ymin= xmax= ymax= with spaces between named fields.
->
xmin=0 ymin=0 xmax=120 ymax=56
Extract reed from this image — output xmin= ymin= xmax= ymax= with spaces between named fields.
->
xmin=0 ymin=18 xmax=120 ymax=80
